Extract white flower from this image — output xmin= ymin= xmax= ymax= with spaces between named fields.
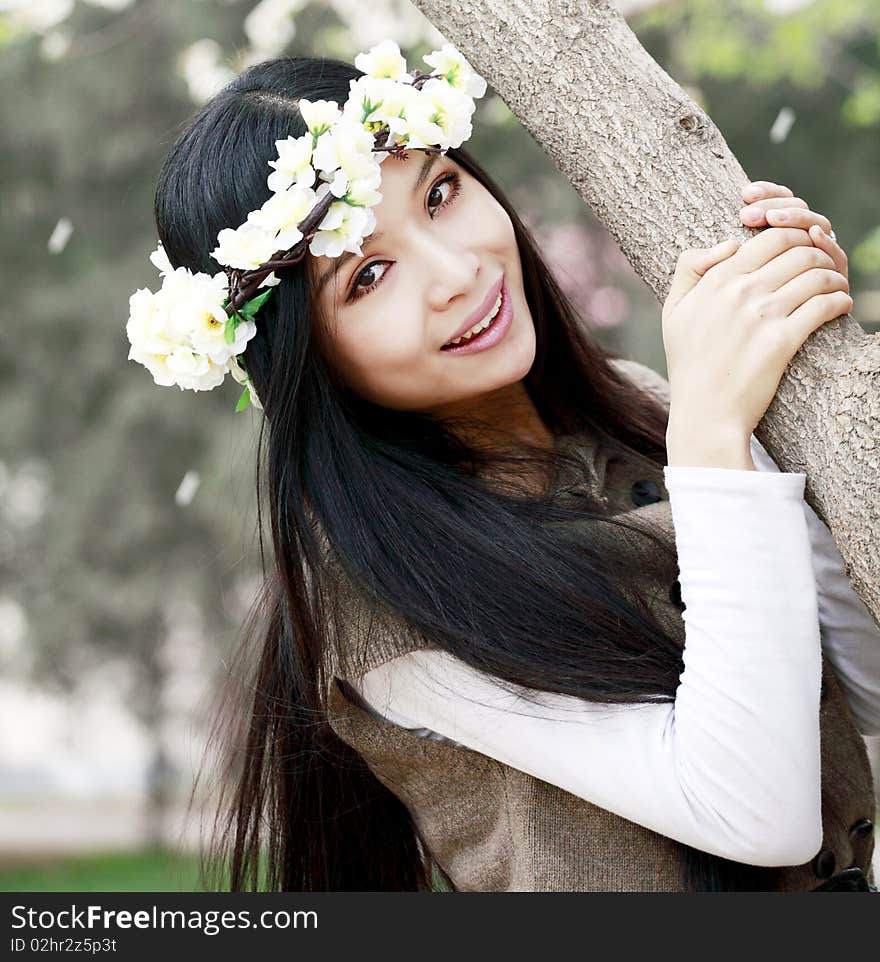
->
xmin=345 ymin=165 xmax=383 ymax=207
xmin=312 ymin=118 xmax=379 ymax=182
xmin=393 ymin=90 xmax=444 ymax=149
xmin=181 ymin=272 xmax=250 ymax=366
xmin=149 ymin=240 xmax=174 ymax=275
xmin=126 ymin=287 xmax=183 ymax=372
xmin=127 ymin=293 xmax=227 ymax=392
xmin=309 ymin=203 xmax=375 ymax=258
xmin=415 ymin=78 xmax=475 ymax=150
xmin=266 ymin=134 xmax=316 ymax=193
xmin=164 ymin=347 xmax=229 ymax=392
xmin=343 ymin=75 xmax=395 ymax=130
xmin=207 ymin=316 xmax=256 ymax=364
xmin=310 ymin=121 xmax=381 ymax=209
xmin=247 ymin=185 xmax=317 ymax=250
xmin=377 ymin=81 xmax=423 ymax=142
xmin=423 ymin=43 xmax=487 ymax=99
xmin=127 ymin=266 xmax=243 ymax=391
xmin=315 ymin=167 xmax=350 ymax=200
xmin=312 ymin=195 xmax=346 ymax=232
xmin=354 ymin=39 xmax=412 ymax=83
xmin=156 ymin=265 xmax=212 ymax=323
xmin=298 ymin=98 xmax=342 ymax=138
xmin=127 ymin=341 xmax=182 ymax=388
xmin=211 ymin=221 xmax=279 ymax=270
xmin=343 ymin=75 xmax=418 ymax=145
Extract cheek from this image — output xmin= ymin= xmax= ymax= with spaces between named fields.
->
xmin=472 ymin=193 xmax=515 ymax=249
xmin=328 ymin=315 xmax=429 ymax=400
xmin=353 ymin=323 xmax=423 ymax=365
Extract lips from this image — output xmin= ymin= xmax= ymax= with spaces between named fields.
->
xmin=442 ymin=275 xmax=504 ymax=348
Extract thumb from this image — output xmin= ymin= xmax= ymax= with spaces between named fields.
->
xmin=665 ymin=237 xmax=740 ymax=312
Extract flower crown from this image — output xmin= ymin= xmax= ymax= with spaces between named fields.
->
xmin=126 ymin=40 xmax=488 ymax=412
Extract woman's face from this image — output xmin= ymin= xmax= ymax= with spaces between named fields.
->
xmin=307 ymin=151 xmax=536 ymax=420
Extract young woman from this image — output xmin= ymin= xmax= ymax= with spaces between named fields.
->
xmin=150 ymin=54 xmax=880 ymax=892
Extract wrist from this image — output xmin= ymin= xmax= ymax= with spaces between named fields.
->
xmin=666 ymin=419 xmax=755 ymax=470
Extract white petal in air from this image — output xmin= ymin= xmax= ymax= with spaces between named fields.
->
xmin=769 ymin=107 xmax=796 ymax=144
xmin=174 ymin=470 xmax=201 ymax=507
xmin=47 ymin=217 xmax=73 ymax=254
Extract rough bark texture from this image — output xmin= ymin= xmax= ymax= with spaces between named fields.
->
xmin=411 ymin=0 xmax=880 ymax=625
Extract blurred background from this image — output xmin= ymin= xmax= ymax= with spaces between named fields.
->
xmin=1 ymin=0 xmax=878 ymax=891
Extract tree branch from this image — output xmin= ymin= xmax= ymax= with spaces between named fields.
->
xmin=411 ymin=0 xmax=880 ymax=623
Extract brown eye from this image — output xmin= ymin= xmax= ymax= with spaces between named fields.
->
xmin=427 ymin=182 xmax=447 ymax=211
xmin=348 ymin=260 xmax=389 ymax=301
xmin=427 ymin=171 xmax=462 ymax=218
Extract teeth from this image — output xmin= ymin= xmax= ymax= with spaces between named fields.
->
xmin=445 ymin=291 xmax=502 ymax=346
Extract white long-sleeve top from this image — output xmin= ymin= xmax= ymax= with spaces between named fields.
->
xmin=351 ymin=435 xmax=880 ymax=867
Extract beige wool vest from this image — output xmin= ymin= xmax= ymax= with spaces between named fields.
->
xmin=321 ymin=358 xmax=876 ymax=892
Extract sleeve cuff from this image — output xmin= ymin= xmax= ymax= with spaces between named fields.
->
xmin=664 ymin=464 xmax=806 ymax=499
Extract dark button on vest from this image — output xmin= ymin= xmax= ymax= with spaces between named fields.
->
xmin=668 ymin=578 xmax=685 ymax=611
xmin=849 ymin=817 xmax=874 ymax=841
xmin=630 ymin=479 xmax=661 ymax=506
xmin=812 ymin=848 xmax=837 ymax=879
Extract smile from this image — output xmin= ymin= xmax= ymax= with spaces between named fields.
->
xmin=440 ymin=281 xmax=513 ymax=355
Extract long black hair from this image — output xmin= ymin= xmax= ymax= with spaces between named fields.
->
xmin=156 ymin=54 xmax=770 ymax=892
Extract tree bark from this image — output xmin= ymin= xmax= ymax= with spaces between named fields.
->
xmin=411 ymin=0 xmax=880 ymax=625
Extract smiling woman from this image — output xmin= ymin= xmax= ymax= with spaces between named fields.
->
xmin=150 ymin=50 xmax=877 ymax=894
xmin=306 ymin=148 xmax=537 ymax=439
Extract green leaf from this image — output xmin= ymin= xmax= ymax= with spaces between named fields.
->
xmin=224 ymin=318 xmax=236 ymax=344
xmin=235 ymin=386 xmax=251 ymax=412
xmin=239 ymin=288 xmax=274 ymax=318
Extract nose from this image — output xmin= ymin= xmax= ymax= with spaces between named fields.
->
xmin=421 ymin=235 xmax=481 ymax=312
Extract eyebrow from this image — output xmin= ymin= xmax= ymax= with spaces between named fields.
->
xmin=315 ymin=150 xmax=441 ymax=295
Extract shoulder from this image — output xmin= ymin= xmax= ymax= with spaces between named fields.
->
xmin=607 ymin=357 xmax=671 ymax=408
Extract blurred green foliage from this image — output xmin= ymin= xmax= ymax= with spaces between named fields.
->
xmin=0 ymin=848 xmax=204 ymax=892
xmin=636 ymin=0 xmax=880 ymax=95
xmin=632 ymin=0 xmax=880 ymax=274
